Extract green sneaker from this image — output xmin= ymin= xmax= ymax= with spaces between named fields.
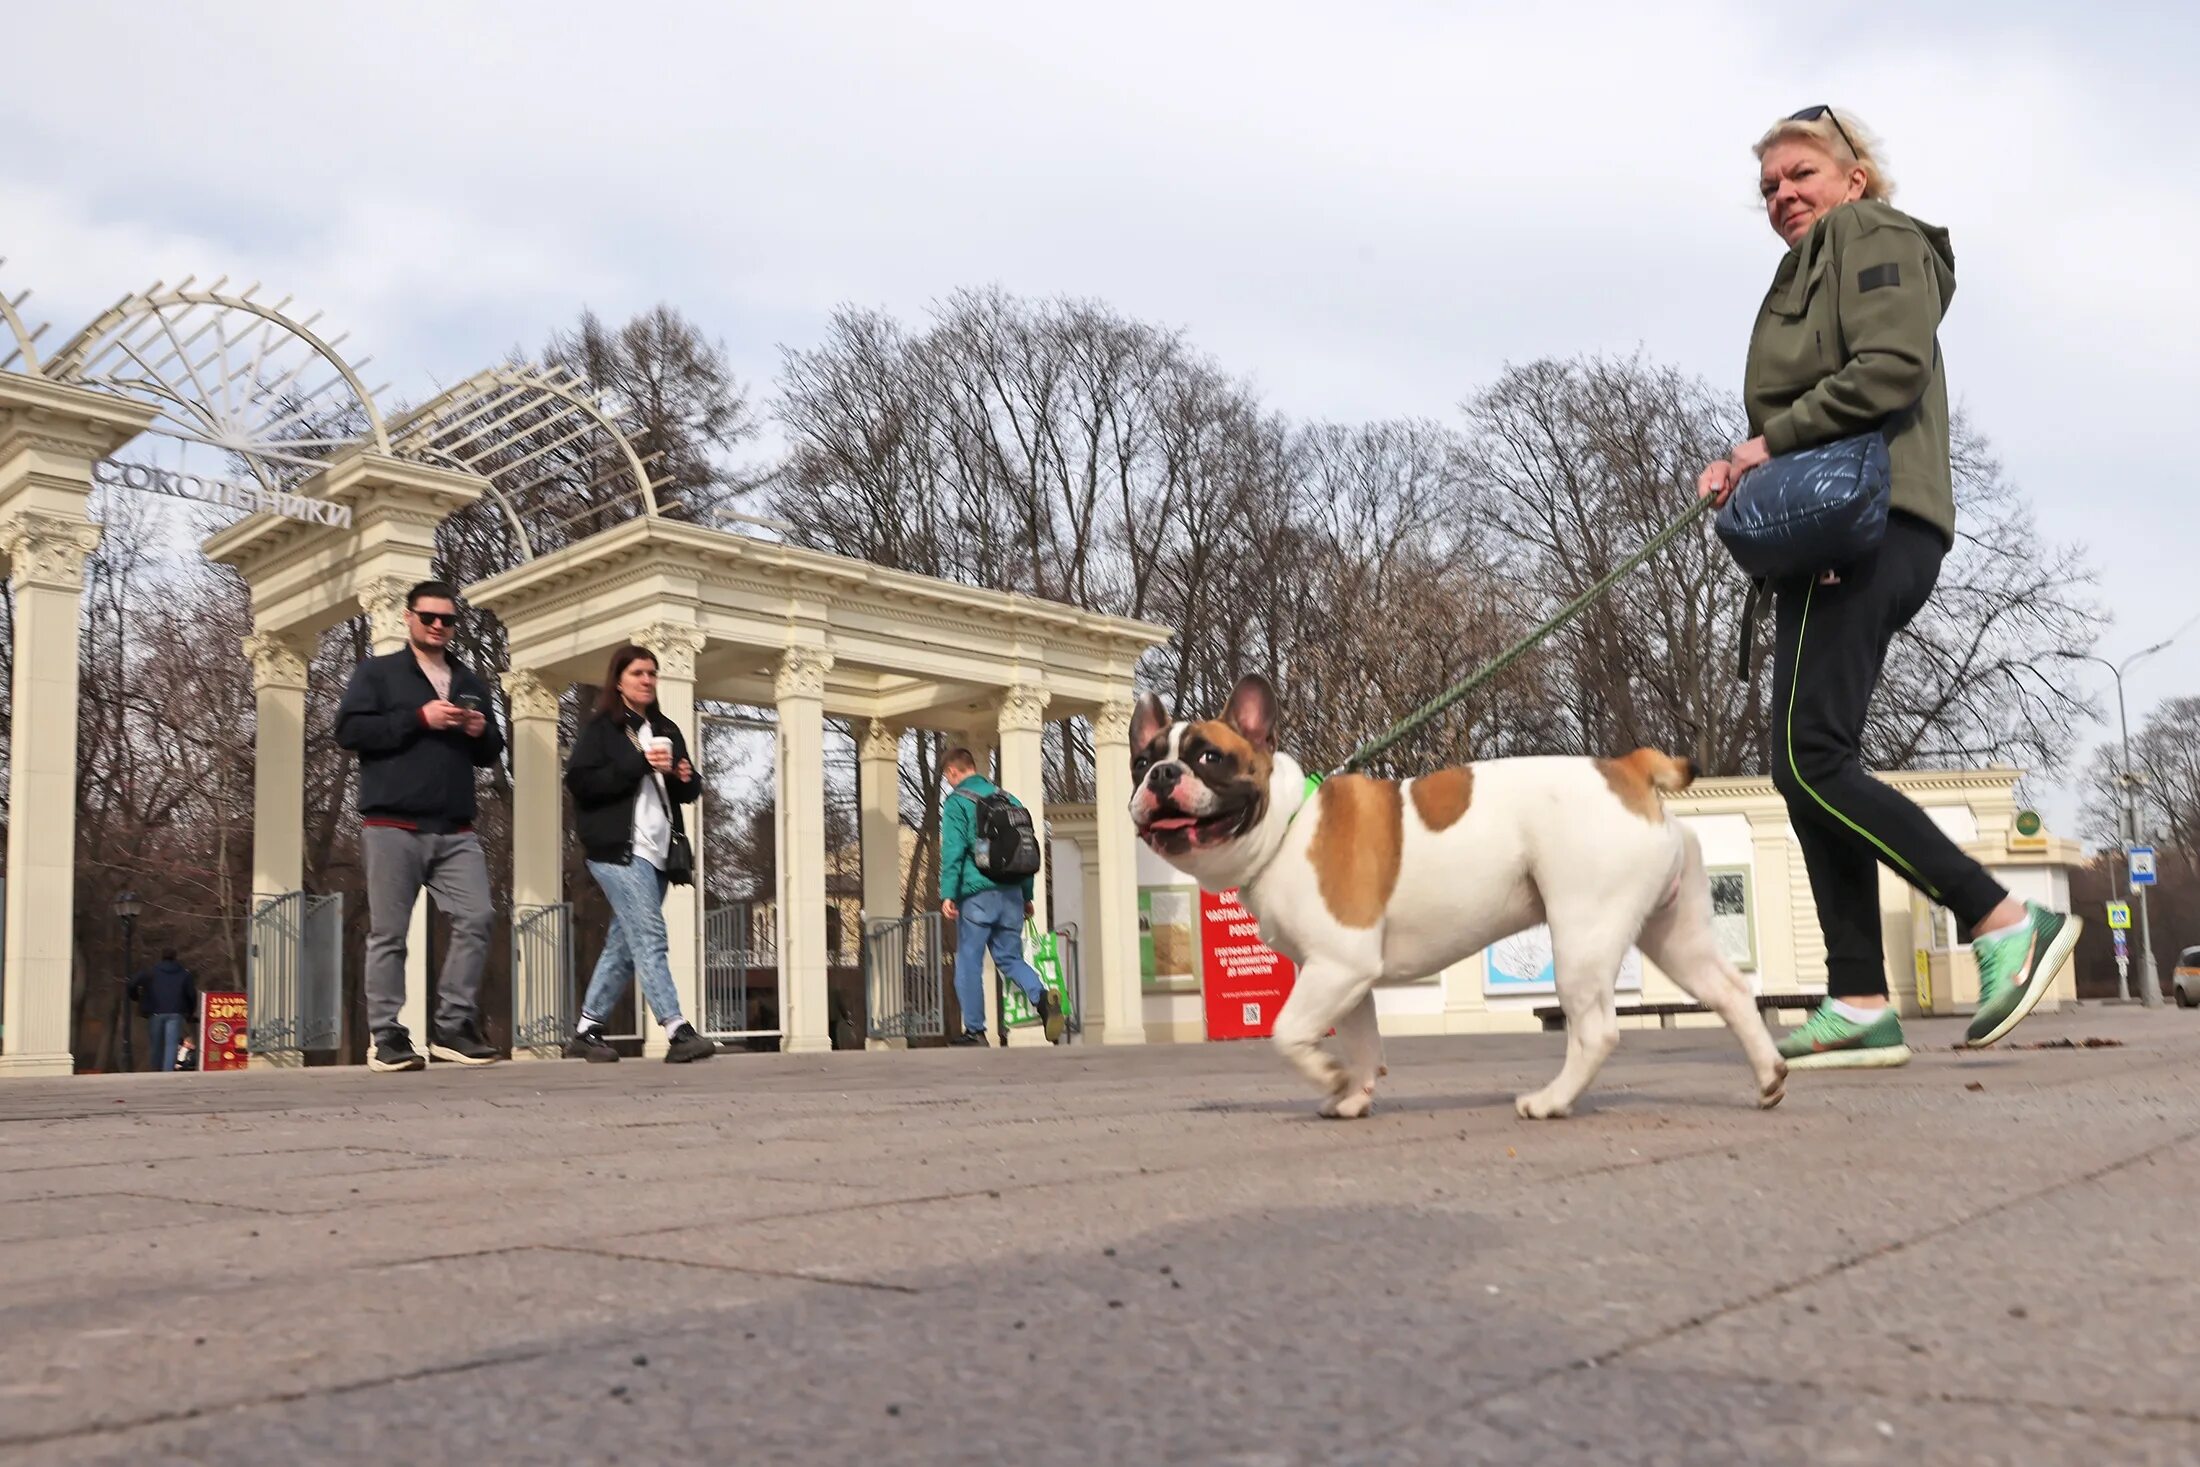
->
xmin=1777 ymin=1000 xmax=1912 ymax=1070
xmin=1966 ymin=902 xmax=2081 ymax=1048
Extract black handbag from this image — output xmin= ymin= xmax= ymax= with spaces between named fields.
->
xmin=1714 ymin=430 xmax=1892 ymax=581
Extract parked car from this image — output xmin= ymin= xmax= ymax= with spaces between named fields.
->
xmin=2176 ymin=947 xmax=2200 ymax=1009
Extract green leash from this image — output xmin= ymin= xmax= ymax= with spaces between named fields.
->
xmin=1323 ymin=496 xmax=1717 ymax=779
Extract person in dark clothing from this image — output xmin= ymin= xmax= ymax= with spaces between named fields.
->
xmin=128 ymin=949 xmax=198 ymax=1074
xmin=333 ymin=580 xmax=505 ymax=1072
xmin=561 ymin=644 xmax=715 ymax=1064
xmin=1698 ymin=107 xmax=2080 ymax=1070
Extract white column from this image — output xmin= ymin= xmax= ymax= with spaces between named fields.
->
xmin=0 ymin=513 xmax=102 ymax=1074
xmin=243 ymin=631 xmax=313 ymax=900
xmin=632 ymin=623 xmax=707 ymax=1052
xmin=503 ymin=669 xmax=563 ymax=1057
xmin=776 ymin=646 xmax=835 ymax=1053
xmin=858 ymin=720 xmax=905 ymax=924
xmin=858 ymin=719 xmax=903 ymax=1049
xmin=1748 ymin=810 xmax=1801 ymax=999
xmin=996 ymin=685 xmax=1052 ymax=1046
xmin=1090 ymin=697 xmax=1147 ymax=1045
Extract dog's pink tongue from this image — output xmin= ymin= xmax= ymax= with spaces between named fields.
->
xmin=1148 ymin=814 xmax=1197 ymax=832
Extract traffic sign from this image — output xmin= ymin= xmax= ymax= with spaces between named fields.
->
xmin=2129 ymin=846 xmax=2157 ymax=886
xmin=2106 ymin=901 xmax=2132 ymax=930
xmin=2114 ymin=929 xmax=2130 ymax=956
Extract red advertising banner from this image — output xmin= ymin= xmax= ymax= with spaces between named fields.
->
xmin=1199 ymin=888 xmax=1297 ymax=1040
xmin=200 ymin=992 xmax=249 ymax=1072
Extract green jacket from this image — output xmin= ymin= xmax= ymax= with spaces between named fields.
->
xmin=1743 ymin=199 xmax=1959 ymax=547
xmin=940 ymin=775 xmax=1035 ymax=904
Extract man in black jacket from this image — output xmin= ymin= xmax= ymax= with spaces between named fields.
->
xmin=334 ymin=580 xmax=504 ymax=1071
xmin=128 ymin=949 xmax=198 ymax=1073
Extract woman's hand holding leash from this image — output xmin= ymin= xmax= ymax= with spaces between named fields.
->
xmin=1697 ymin=436 xmax=1771 ymax=509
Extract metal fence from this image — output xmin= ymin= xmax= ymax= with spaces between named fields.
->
xmin=991 ymin=922 xmax=1085 ymax=1045
xmin=245 ymin=891 xmax=342 ymax=1059
xmin=704 ymin=900 xmax=782 ymax=1041
xmin=511 ymin=902 xmax=576 ymax=1055
xmin=864 ymin=911 xmax=945 ymax=1041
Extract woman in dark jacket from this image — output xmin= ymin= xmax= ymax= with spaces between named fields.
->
xmin=562 ymin=644 xmax=715 ymax=1064
xmin=1698 ymin=107 xmax=2080 ymax=1071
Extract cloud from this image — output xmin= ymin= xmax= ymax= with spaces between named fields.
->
xmin=6 ymin=0 xmax=2195 ymax=838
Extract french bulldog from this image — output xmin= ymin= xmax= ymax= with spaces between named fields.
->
xmin=1129 ymin=675 xmax=1787 ymax=1120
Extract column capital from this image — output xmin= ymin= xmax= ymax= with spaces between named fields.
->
xmin=628 ymin=621 xmax=708 ymax=680
xmin=998 ymin=683 xmax=1053 ymax=734
xmin=1094 ymin=696 xmax=1138 ymax=748
xmin=356 ymin=575 xmax=412 ymax=646
xmin=501 ymin=668 xmax=561 ymax=722
xmin=775 ymin=645 xmax=835 ymax=702
xmin=0 ymin=511 xmax=101 ymax=593
xmin=241 ymin=630 xmax=312 ymax=692
xmin=859 ymin=718 xmax=902 ymax=763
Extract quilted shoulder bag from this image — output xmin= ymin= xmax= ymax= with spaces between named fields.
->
xmin=1714 ymin=430 xmax=1891 ymax=581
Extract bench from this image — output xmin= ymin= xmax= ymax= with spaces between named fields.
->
xmin=1532 ymin=993 xmax=1825 ymax=1032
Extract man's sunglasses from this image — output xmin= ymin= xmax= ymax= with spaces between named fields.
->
xmin=1788 ymin=105 xmax=1861 ymax=164
xmin=411 ymin=609 xmax=458 ymax=627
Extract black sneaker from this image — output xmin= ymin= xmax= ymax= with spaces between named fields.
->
xmin=1037 ymin=991 xmax=1067 ymax=1045
xmin=948 ymin=1029 xmax=988 ymax=1047
xmin=428 ymin=1019 xmax=500 ymax=1066
xmin=665 ymin=1024 xmax=717 ymax=1064
xmin=563 ymin=1028 xmax=620 ymax=1063
xmin=368 ymin=1032 xmax=426 ymax=1073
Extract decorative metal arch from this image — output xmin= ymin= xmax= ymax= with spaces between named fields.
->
xmin=386 ymin=364 xmax=668 ymax=560
xmin=41 ymin=278 xmax=390 ymax=487
xmin=0 ymin=258 xmax=49 ymax=377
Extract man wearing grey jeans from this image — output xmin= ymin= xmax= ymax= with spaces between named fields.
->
xmin=334 ymin=580 xmax=505 ymax=1072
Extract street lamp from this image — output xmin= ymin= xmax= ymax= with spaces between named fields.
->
xmin=2052 ymin=622 xmax=2197 ymax=1007
xmin=113 ymin=889 xmax=141 ymax=1071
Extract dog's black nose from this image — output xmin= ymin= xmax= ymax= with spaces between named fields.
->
xmin=1148 ymin=762 xmax=1182 ymax=793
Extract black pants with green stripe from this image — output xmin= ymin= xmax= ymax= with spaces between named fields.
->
xmin=1769 ymin=512 xmax=2008 ymax=999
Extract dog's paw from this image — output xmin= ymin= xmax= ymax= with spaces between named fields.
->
xmin=1514 ymin=1089 xmax=1572 ymax=1121
xmin=1758 ymin=1060 xmax=1788 ymax=1110
xmin=1320 ymin=1086 xmax=1375 ymax=1120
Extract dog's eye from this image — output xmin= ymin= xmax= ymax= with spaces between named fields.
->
xmin=1132 ymin=753 xmax=1151 ymax=772
xmin=1196 ymin=748 xmax=1226 ymax=766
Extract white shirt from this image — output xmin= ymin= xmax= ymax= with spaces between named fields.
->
xmin=627 ymin=725 xmax=673 ymax=869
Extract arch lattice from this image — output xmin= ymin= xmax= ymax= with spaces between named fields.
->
xmin=387 ymin=365 xmax=667 ymax=560
xmin=41 ymin=278 xmax=390 ymax=488
xmin=0 ymin=258 xmax=50 ymax=377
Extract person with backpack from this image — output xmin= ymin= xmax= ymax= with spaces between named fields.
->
xmin=939 ymin=747 xmax=1064 ymax=1046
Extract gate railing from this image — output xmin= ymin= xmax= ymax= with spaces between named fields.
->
xmin=511 ymin=902 xmax=576 ymax=1055
xmin=246 ymin=891 xmax=342 ymax=1060
xmin=865 ymin=911 xmax=944 ymax=1041
xmin=993 ymin=922 xmax=1084 ymax=1045
xmin=704 ymin=900 xmax=782 ymax=1041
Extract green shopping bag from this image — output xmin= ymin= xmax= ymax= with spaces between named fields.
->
xmin=1000 ymin=921 xmax=1070 ymax=1029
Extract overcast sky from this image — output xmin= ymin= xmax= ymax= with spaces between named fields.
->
xmin=6 ymin=1 xmax=2194 ymax=840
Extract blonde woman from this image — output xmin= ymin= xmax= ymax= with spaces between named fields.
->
xmin=1697 ymin=107 xmax=2079 ymax=1069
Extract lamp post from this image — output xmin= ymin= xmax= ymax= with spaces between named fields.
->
xmin=2055 ymin=632 xmax=2192 ymax=1008
xmin=113 ymin=889 xmax=142 ymax=1070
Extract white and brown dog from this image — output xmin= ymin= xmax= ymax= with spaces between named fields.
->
xmin=1129 ymin=675 xmax=1787 ymax=1120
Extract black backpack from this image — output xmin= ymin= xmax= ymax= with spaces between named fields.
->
xmin=958 ymin=788 xmax=1043 ymax=881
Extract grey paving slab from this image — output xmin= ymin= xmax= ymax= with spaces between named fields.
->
xmin=2 ymin=1006 xmax=2196 ymax=1464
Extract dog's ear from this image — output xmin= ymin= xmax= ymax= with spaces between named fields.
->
xmin=1221 ymin=674 xmax=1278 ymax=753
xmin=1129 ymin=692 xmax=1172 ymax=753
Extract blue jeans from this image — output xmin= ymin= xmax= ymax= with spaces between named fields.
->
xmin=148 ymin=1012 xmax=184 ymax=1072
xmin=582 ymin=860 xmax=683 ymax=1030
xmin=953 ymin=886 xmax=1045 ymax=1034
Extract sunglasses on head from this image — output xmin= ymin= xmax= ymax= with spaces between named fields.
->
xmin=1787 ymin=104 xmax=1861 ymax=164
xmin=411 ymin=609 xmax=457 ymax=627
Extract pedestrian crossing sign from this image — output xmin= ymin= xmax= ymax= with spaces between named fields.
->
xmin=2106 ymin=901 xmax=2132 ymax=931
